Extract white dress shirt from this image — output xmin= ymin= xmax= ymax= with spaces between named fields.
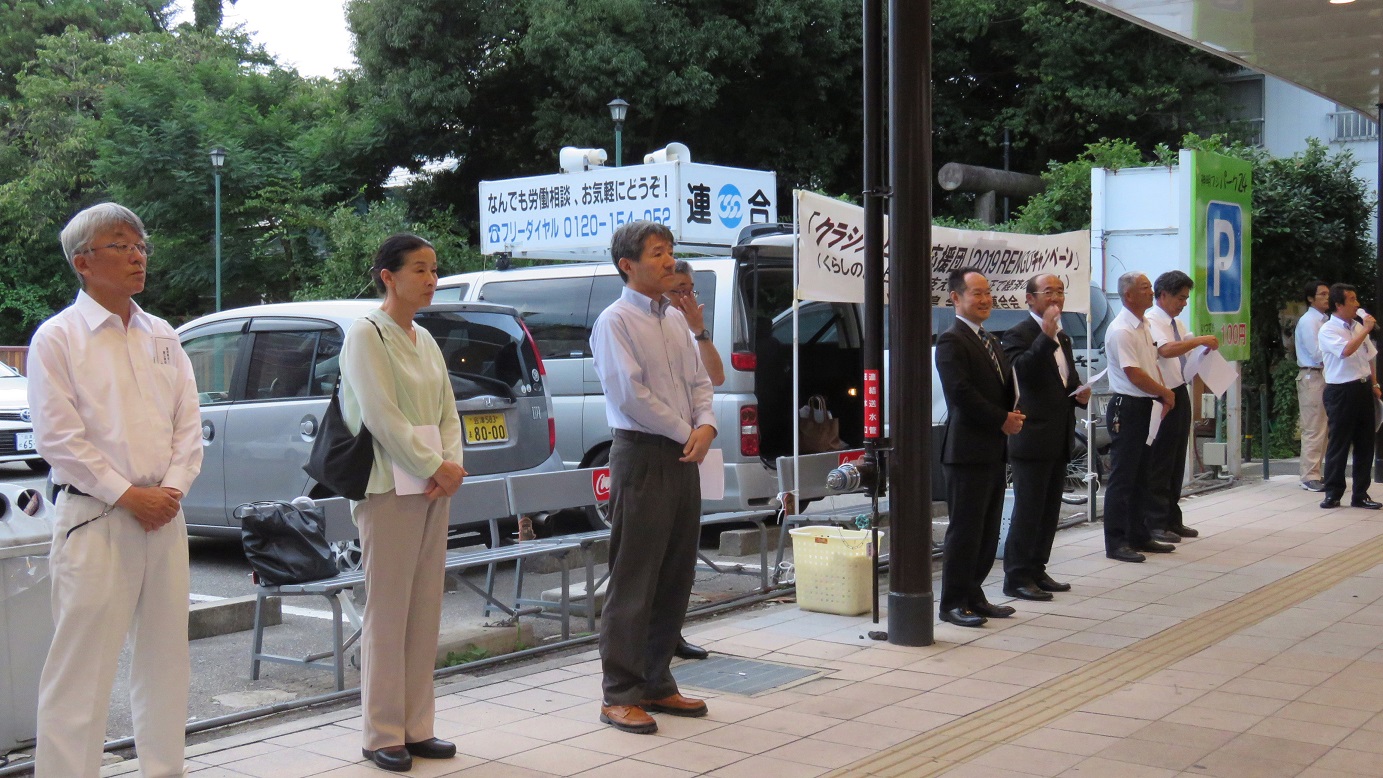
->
xmin=1104 ymin=307 xmax=1163 ymax=398
xmin=1295 ymin=309 xmax=1327 ymax=368
xmin=1318 ymin=314 xmax=1377 ymax=384
xmin=1028 ymin=311 xmax=1070 ymax=385
xmin=27 ymin=291 xmax=203 ymax=505
xmin=591 ymin=286 xmax=715 ymax=444
xmin=1145 ymin=305 xmax=1187 ymax=389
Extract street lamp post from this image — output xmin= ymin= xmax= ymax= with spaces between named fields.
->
xmin=607 ymin=98 xmax=629 ymax=167
xmin=209 ymin=146 xmax=226 ymax=312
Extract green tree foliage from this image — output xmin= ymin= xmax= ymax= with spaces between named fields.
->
xmin=192 ymin=0 xmax=238 ymax=31
xmin=0 ymin=0 xmax=170 ymax=99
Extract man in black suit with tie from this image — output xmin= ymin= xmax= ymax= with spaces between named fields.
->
xmin=1000 ymin=274 xmax=1090 ymax=602
xmin=935 ymin=268 xmax=1025 ymax=628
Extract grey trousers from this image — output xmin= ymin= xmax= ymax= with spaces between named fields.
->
xmin=599 ymin=429 xmax=702 ymax=705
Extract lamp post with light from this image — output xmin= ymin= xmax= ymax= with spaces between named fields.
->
xmin=607 ymin=98 xmax=629 ymax=167
xmin=209 ymin=146 xmax=226 ymax=312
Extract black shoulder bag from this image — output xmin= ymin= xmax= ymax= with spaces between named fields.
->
xmin=236 ymin=500 xmax=339 ymax=585
xmin=303 ymin=319 xmax=384 ymax=500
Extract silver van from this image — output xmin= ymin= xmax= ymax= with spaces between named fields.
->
xmin=175 ymin=300 xmax=563 ymax=541
xmin=435 ymin=227 xmax=878 ymax=529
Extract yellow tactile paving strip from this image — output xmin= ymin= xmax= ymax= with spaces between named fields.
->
xmin=829 ymin=530 xmax=1383 ymax=777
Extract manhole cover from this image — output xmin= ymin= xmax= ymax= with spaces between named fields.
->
xmin=673 ymin=656 xmax=818 ymax=696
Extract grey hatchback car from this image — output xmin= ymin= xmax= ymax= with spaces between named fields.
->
xmin=175 ymin=300 xmax=562 ymax=542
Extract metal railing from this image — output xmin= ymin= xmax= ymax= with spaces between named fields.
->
xmin=1330 ymin=111 xmax=1379 ymax=143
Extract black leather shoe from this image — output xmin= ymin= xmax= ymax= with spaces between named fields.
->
xmin=673 ymin=638 xmax=709 ymax=660
xmin=972 ymin=600 xmax=1017 ymax=618
xmin=1351 ymin=497 xmax=1383 ymax=510
xmin=1170 ymin=525 xmax=1199 ymax=538
xmin=939 ymin=607 xmax=987 ymax=628
xmin=1321 ymin=496 xmax=1342 ymax=509
xmin=405 ymin=738 xmax=456 ymax=759
xmin=1133 ymin=540 xmax=1175 ymax=553
xmin=1150 ymin=529 xmax=1182 ymax=544
xmin=362 ymin=746 xmax=412 ymax=772
xmin=1034 ymin=573 xmax=1071 ymax=592
xmin=1106 ymin=546 xmax=1146 ymax=563
xmin=1002 ymin=582 xmax=1053 ymax=601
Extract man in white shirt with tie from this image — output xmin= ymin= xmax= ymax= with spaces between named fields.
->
xmin=1145 ymin=271 xmax=1219 ymax=544
xmin=1295 ymin=280 xmax=1330 ymax=492
xmin=1316 ymin=282 xmax=1381 ymax=510
xmin=27 ymin=202 xmax=203 ymax=777
xmin=1101 ymin=272 xmax=1176 ymax=562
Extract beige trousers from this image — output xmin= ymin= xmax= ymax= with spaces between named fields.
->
xmin=356 ymin=490 xmax=449 ymax=750
xmin=37 ymin=493 xmax=190 ymax=778
xmin=1298 ymin=368 xmax=1328 ymax=482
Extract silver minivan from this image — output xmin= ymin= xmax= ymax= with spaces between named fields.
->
xmin=435 ymin=228 xmax=871 ymax=528
xmin=175 ymin=300 xmax=563 ymax=541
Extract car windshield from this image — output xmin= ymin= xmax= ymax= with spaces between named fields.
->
xmin=416 ymin=310 xmax=543 ymax=401
xmin=0 ymin=363 xmax=19 ymax=378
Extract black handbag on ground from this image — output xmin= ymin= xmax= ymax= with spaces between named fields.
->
xmin=302 ymin=319 xmax=383 ymax=500
xmin=236 ymin=500 xmax=339 ymax=585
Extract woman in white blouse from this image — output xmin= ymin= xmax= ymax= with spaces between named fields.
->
xmin=340 ymin=233 xmax=465 ymax=772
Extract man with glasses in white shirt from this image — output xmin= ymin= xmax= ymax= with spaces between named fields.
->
xmin=1316 ymin=282 xmax=1381 ymax=510
xmin=27 ymin=203 xmax=202 ymax=777
xmin=1295 ymin=280 xmax=1330 ymax=492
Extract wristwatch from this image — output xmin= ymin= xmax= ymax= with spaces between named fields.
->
xmin=694 ymin=328 xmax=711 ymax=342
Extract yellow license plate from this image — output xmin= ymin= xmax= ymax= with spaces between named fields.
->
xmin=463 ymin=413 xmax=508 ymax=444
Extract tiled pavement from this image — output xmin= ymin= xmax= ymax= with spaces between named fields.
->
xmin=101 ymin=476 xmax=1383 ymax=777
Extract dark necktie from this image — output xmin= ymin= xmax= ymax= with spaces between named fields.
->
xmin=1170 ymin=318 xmax=1187 ymax=374
xmin=978 ymin=327 xmax=1002 ymax=377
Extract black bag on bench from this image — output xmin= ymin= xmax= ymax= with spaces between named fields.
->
xmin=236 ymin=500 xmax=339 ymax=585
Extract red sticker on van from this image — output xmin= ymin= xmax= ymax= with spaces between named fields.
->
xmin=592 ymin=468 xmax=611 ymax=502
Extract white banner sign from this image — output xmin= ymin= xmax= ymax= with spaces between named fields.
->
xmin=794 ymin=190 xmax=1091 ymax=312
xmin=480 ymin=163 xmax=777 ymax=254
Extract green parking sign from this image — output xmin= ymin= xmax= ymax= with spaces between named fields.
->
xmin=1187 ymin=150 xmax=1252 ymax=362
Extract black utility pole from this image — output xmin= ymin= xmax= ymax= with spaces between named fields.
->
xmin=861 ymin=0 xmax=886 ymax=625
xmin=885 ymin=0 xmax=934 ymax=647
xmin=1375 ymin=104 xmax=1382 ymax=482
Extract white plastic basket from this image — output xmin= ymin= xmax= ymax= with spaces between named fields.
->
xmin=788 ymin=526 xmax=883 ymax=616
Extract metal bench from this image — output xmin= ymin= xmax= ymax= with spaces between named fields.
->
xmin=772 ymin=449 xmax=889 ymax=578
xmin=249 ymin=480 xmax=581 ymax=690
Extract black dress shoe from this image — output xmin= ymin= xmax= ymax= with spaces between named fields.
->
xmin=1106 ymin=546 xmax=1146 ymax=563
xmin=939 ymin=607 xmax=987 ymax=628
xmin=673 ymin=638 xmax=709 ymax=660
xmin=1170 ymin=525 xmax=1199 ymax=538
xmin=405 ymin=738 xmax=456 ymax=759
xmin=1002 ymin=582 xmax=1053 ymax=601
xmin=1321 ymin=496 xmax=1342 ymax=509
xmin=1150 ymin=529 xmax=1182 ymax=544
xmin=971 ymin=600 xmax=1017 ymax=618
xmin=1034 ymin=573 xmax=1071 ymax=592
xmin=1133 ymin=540 xmax=1176 ymax=553
xmin=362 ymin=746 xmax=412 ymax=772
xmin=1351 ymin=497 xmax=1383 ymax=510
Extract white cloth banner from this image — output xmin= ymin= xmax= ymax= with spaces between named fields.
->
xmin=794 ymin=189 xmax=1091 ymax=313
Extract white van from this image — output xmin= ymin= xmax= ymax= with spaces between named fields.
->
xmin=436 ymin=227 xmax=879 ymax=528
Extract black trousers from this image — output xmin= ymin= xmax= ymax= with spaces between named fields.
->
xmin=940 ymin=462 xmax=1006 ymax=612
xmin=599 ymin=430 xmax=701 ymax=706
xmin=1103 ymin=394 xmax=1156 ymax=553
xmin=1323 ymin=381 xmax=1375 ymax=501
xmin=1146 ymin=384 xmax=1191 ymax=532
xmin=1004 ymin=456 xmax=1065 ymax=585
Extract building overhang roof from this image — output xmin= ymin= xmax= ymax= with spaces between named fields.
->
xmin=1080 ymin=0 xmax=1383 ymax=121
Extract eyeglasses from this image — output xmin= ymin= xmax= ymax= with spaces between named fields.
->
xmin=670 ymin=289 xmax=698 ymax=298
xmin=87 ymin=242 xmax=152 ymax=257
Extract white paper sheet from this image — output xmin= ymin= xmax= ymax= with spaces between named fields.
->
xmin=1146 ymin=400 xmax=1164 ymax=445
xmin=1012 ymin=366 xmax=1021 ymax=410
xmin=1069 ymin=368 xmax=1107 ymax=398
xmin=393 ymin=424 xmax=443 ymax=496
xmin=699 ymin=448 xmax=725 ymax=500
xmin=1188 ymin=348 xmax=1237 ymax=397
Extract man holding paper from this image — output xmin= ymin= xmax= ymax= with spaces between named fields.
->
xmin=1102 ymin=272 xmax=1176 ymax=563
xmin=1146 ymin=271 xmax=1218 ymax=543
xmin=1001 ymin=274 xmax=1088 ymax=601
xmin=1316 ymin=283 xmax=1381 ymax=510
xmin=591 ymin=221 xmax=717 ymax=734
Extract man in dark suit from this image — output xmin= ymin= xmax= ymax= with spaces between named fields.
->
xmin=935 ymin=268 xmax=1025 ymax=628
xmin=1000 ymin=274 xmax=1090 ymax=601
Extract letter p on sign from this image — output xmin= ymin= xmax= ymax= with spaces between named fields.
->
xmin=1206 ymin=201 xmax=1242 ymax=315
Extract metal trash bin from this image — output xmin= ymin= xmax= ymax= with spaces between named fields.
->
xmin=0 ymin=483 xmax=56 ymax=753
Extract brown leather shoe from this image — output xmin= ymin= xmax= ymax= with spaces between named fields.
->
xmin=599 ymin=704 xmax=657 ymax=734
xmin=640 ymin=693 xmax=708 ymax=717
